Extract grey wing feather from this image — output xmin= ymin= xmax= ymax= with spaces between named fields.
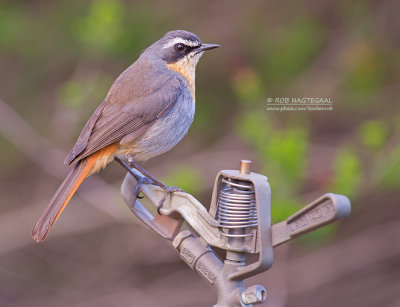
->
xmin=65 ymin=66 xmax=183 ymax=165
xmin=64 ymin=100 xmax=107 ymax=164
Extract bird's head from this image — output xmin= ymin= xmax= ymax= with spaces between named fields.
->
xmin=145 ymin=30 xmax=219 ymax=94
xmin=156 ymin=30 xmax=219 ymax=65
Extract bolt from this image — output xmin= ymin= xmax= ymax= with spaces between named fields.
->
xmin=241 ymin=285 xmax=267 ymax=305
xmin=240 ymin=160 xmax=251 ymax=174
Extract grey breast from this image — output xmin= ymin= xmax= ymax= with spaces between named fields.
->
xmin=132 ymin=79 xmax=195 ymax=162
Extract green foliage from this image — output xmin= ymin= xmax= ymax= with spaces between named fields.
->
xmin=110 ymin=5 xmax=156 ymax=57
xmin=73 ymin=0 xmax=124 ymax=52
xmin=0 ymin=136 xmax=24 ymax=173
xmin=238 ymin=110 xmax=309 ymax=191
xmin=237 ymin=111 xmax=270 ymax=151
xmin=56 ymin=74 xmax=112 ymax=109
xmin=263 ymin=127 xmax=308 ymax=189
xmin=270 ymin=195 xmax=302 ymax=224
xmin=232 ymin=68 xmax=264 ymax=105
xmin=331 ymin=147 xmax=362 ymax=198
xmin=192 ymin=84 xmax=233 ymax=140
xmin=57 ymin=80 xmax=85 ymax=108
xmin=237 ymin=108 xmax=310 ymax=228
xmin=358 ymin=120 xmax=388 ymax=151
xmin=374 ymin=144 xmax=400 ymax=190
xmin=395 ymin=112 xmax=400 ymax=133
xmin=297 ymin=224 xmax=336 ymax=246
xmin=236 ymin=106 xmax=335 ymax=241
xmin=258 ymin=18 xmax=327 ymax=86
xmin=338 ymin=7 xmax=386 ymax=109
xmin=344 ymin=44 xmax=384 ymax=100
xmin=161 ymin=165 xmax=203 ymax=196
xmin=0 ymin=4 xmax=29 ymax=50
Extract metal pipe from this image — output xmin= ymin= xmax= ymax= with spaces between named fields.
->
xmin=173 ymin=230 xmax=266 ymax=307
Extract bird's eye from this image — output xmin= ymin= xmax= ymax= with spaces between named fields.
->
xmin=175 ymin=44 xmax=185 ymax=52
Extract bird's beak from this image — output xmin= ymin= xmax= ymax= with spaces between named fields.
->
xmin=195 ymin=43 xmax=220 ymax=54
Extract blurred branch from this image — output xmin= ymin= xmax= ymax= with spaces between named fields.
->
xmin=0 ymin=196 xmax=118 ymax=256
xmin=0 ymin=98 xmax=65 ymax=177
xmin=0 ymin=98 xmax=128 ymax=221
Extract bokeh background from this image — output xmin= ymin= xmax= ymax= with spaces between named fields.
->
xmin=1 ymin=0 xmax=400 ymax=306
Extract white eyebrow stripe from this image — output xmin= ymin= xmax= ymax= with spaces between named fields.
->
xmin=163 ymin=37 xmax=201 ymax=49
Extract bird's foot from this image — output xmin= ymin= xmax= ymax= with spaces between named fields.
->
xmin=134 ymin=177 xmax=153 ymax=199
xmin=157 ymin=186 xmax=185 ymax=214
xmin=115 ymin=157 xmax=184 ymax=213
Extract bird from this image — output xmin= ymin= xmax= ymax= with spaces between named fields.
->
xmin=32 ymin=30 xmax=219 ymax=242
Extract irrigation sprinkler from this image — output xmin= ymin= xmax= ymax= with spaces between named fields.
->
xmin=118 ymin=159 xmax=351 ymax=307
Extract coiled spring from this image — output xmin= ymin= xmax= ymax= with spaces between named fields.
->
xmin=216 ymin=178 xmax=257 ymax=238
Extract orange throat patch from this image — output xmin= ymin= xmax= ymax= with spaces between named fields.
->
xmin=167 ymin=58 xmax=197 ymax=98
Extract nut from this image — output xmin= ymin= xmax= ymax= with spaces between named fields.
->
xmin=241 ymin=285 xmax=267 ymax=305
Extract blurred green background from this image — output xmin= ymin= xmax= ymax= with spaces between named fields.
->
xmin=1 ymin=0 xmax=399 ymax=306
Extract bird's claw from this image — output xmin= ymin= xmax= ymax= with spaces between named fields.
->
xmin=134 ymin=177 xmax=152 ymax=199
xmin=157 ymin=186 xmax=185 ymax=215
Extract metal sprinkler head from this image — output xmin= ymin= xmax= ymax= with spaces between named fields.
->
xmin=120 ymin=159 xmax=351 ymax=307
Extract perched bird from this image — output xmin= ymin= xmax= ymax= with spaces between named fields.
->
xmin=32 ymin=30 xmax=219 ymax=242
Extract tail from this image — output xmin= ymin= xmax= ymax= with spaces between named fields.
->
xmin=32 ymin=143 xmax=118 ymax=242
xmin=32 ymin=157 xmax=96 ymax=242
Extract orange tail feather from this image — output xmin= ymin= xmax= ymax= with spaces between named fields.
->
xmin=32 ymin=144 xmax=117 ymax=242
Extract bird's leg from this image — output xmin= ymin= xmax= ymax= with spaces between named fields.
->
xmin=116 ymin=157 xmax=184 ymax=212
xmin=115 ymin=157 xmax=151 ymax=198
xmin=126 ymin=157 xmax=168 ymax=190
